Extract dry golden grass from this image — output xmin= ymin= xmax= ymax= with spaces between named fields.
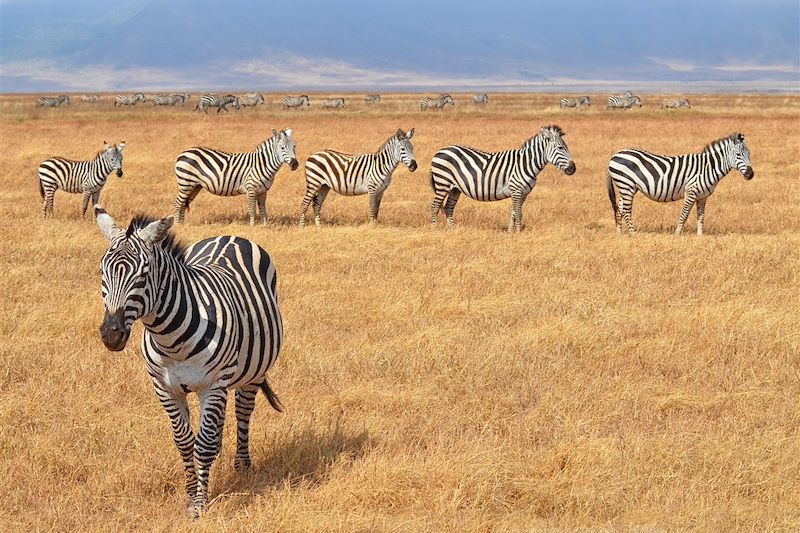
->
xmin=1 ymin=92 xmax=799 ymax=532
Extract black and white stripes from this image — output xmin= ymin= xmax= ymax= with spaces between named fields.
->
xmin=607 ymin=132 xmax=753 ymax=235
xmin=560 ymin=96 xmax=590 ymax=109
xmin=195 ymin=94 xmax=240 ymax=113
xmin=322 ymin=97 xmax=346 ymax=109
xmin=662 ymin=98 xmax=691 ymax=109
xmin=300 ymin=128 xmax=417 ymax=226
xmin=429 ymin=125 xmax=576 ymax=231
xmin=38 ymin=141 xmax=125 ymax=218
xmin=37 ymin=95 xmax=70 ymax=107
xmin=607 ymin=92 xmax=641 ymax=110
xmin=283 ymin=95 xmax=310 ymax=109
xmin=115 ymin=93 xmax=145 ymax=107
xmin=421 ymin=94 xmax=455 ymax=111
xmin=95 ymin=207 xmax=283 ymax=519
xmin=174 ymin=129 xmax=298 ymax=225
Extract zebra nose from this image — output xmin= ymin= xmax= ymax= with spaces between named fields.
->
xmin=408 ymin=160 xmax=418 ymax=172
xmin=99 ymin=309 xmax=129 ymax=351
xmin=116 ymin=168 xmax=123 ymax=177
xmin=744 ymin=166 xmax=754 ymax=180
xmin=289 ymin=159 xmax=299 ymax=171
xmin=564 ymin=161 xmax=576 ymax=175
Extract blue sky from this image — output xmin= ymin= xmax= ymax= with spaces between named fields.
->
xmin=1 ymin=0 xmax=798 ymax=92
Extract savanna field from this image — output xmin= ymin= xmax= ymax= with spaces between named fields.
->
xmin=0 ymin=93 xmax=799 ymax=532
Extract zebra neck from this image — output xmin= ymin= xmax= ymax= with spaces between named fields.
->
xmin=519 ymin=143 xmax=546 ymax=179
xmin=375 ymin=144 xmax=400 ymax=176
xmin=256 ymin=144 xmax=282 ymax=174
xmin=702 ymin=145 xmax=734 ymax=181
xmin=140 ymin=247 xmax=192 ymax=332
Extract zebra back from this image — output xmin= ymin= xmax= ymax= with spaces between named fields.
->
xmin=364 ymin=94 xmax=381 ymax=103
xmin=283 ymin=95 xmax=310 ymax=109
xmin=322 ymin=97 xmax=345 ymax=109
xmin=473 ymin=94 xmax=489 ymax=104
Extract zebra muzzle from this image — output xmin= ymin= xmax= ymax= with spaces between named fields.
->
xmin=116 ymin=168 xmax=123 ymax=177
xmin=408 ymin=160 xmax=418 ymax=172
xmin=743 ymin=167 xmax=754 ymax=180
xmin=99 ymin=309 xmax=130 ymax=351
xmin=289 ymin=159 xmax=299 ymax=171
xmin=564 ymin=161 xmax=576 ymax=175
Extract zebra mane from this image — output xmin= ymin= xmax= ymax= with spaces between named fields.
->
xmin=702 ymin=133 xmax=743 ymax=153
xmin=542 ymin=125 xmax=565 ymax=137
xmin=377 ymin=132 xmax=400 ymax=153
xmin=126 ymin=214 xmax=187 ymax=261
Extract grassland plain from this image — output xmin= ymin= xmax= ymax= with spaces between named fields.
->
xmin=0 ymin=92 xmax=798 ymax=532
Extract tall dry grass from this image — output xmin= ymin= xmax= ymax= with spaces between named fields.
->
xmin=0 ymin=92 xmax=799 ymax=532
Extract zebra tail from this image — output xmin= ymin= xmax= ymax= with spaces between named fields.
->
xmin=607 ymin=174 xmax=617 ymax=218
xmin=257 ymin=379 xmax=283 ymax=412
xmin=38 ymin=177 xmax=44 ymax=199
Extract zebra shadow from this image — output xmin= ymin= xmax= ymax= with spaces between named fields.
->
xmin=213 ymin=416 xmax=372 ymax=502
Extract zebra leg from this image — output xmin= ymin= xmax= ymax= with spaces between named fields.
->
xmin=313 ymin=186 xmax=330 ymax=228
xmin=42 ymin=187 xmax=56 ymax=218
xmin=191 ymin=386 xmax=229 ymax=518
xmin=619 ymin=194 xmax=636 ymax=235
xmin=696 ymin=197 xmax=707 ymax=236
xmin=81 ymin=191 xmax=92 ymax=217
xmin=299 ymin=186 xmax=319 ymax=227
xmin=508 ymin=194 xmax=525 ymax=233
xmin=156 ymin=391 xmax=198 ymax=515
xmin=257 ymin=192 xmax=267 ymax=225
xmin=174 ymin=185 xmax=201 ymax=224
xmin=246 ymin=190 xmax=258 ymax=226
xmin=675 ymin=191 xmax=697 ymax=235
xmin=444 ymin=189 xmax=461 ymax=228
xmin=430 ymin=189 xmax=448 ymax=226
xmin=233 ymin=384 xmax=260 ymax=471
xmin=368 ymin=191 xmax=384 ymax=226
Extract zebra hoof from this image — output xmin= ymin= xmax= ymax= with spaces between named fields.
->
xmin=186 ymin=499 xmax=203 ymax=520
xmin=234 ymin=457 xmax=251 ymax=472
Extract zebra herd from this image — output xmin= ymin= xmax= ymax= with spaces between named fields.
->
xmin=37 ymin=103 xmax=752 ymax=519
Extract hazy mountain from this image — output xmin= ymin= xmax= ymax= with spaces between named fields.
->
xmin=1 ymin=0 xmax=798 ymax=92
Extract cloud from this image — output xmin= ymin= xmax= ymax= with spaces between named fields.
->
xmin=647 ymin=56 xmax=800 ymax=75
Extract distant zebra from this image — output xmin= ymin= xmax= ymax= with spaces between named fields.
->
xmin=174 ymin=129 xmax=298 ymax=225
xmin=37 ymin=95 xmax=70 ymax=107
xmin=322 ymin=97 xmax=345 ymax=109
xmin=95 ymin=206 xmax=283 ymax=519
xmin=283 ymin=95 xmax=310 ymax=109
xmin=607 ymin=132 xmax=753 ymax=236
xmin=421 ymin=94 xmax=455 ymax=111
xmin=364 ymin=94 xmax=381 ymax=104
xmin=153 ymin=94 xmax=180 ymax=106
xmin=115 ymin=93 xmax=145 ymax=107
xmin=300 ymin=128 xmax=417 ymax=227
xmin=238 ymin=93 xmax=265 ymax=108
xmin=662 ymin=98 xmax=691 ymax=109
xmin=430 ymin=125 xmax=576 ymax=232
xmin=607 ymin=94 xmax=641 ymax=110
xmin=473 ymin=93 xmax=489 ymax=104
xmin=80 ymin=95 xmax=100 ymax=104
xmin=195 ymin=94 xmax=240 ymax=113
xmin=560 ymin=95 xmax=590 ymax=109
xmin=38 ymin=141 xmax=125 ymax=218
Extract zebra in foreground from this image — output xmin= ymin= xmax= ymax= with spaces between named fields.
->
xmin=607 ymin=132 xmax=753 ymax=236
xmin=430 ymin=125 xmax=576 ymax=232
xmin=421 ymin=94 xmax=454 ymax=111
xmin=662 ymin=98 xmax=691 ymax=109
xmin=322 ymin=97 xmax=345 ymax=109
xmin=195 ymin=94 xmax=240 ymax=113
xmin=38 ymin=141 xmax=125 ymax=218
xmin=283 ymin=95 xmax=309 ymax=109
xmin=37 ymin=95 xmax=70 ymax=107
xmin=95 ymin=206 xmax=283 ymax=519
xmin=473 ymin=94 xmax=489 ymax=104
xmin=80 ymin=95 xmax=100 ymax=104
xmin=607 ymin=94 xmax=641 ymax=110
xmin=174 ymin=129 xmax=298 ymax=225
xmin=115 ymin=93 xmax=145 ymax=107
xmin=238 ymin=93 xmax=265 ymax=108
xmin=560 ymin=96 xmax=590 ymax=109
xmin=364 ymin=94 xmax=381 ymax=104
xmin=300 ymin=128 xmax=417 ymax=227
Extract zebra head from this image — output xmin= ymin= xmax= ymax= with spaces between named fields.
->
xmin=537 ymin=126 xmax=576 ymax=175
xmin=729 ymin=132 xmax=754 ymax=180
xmin=391 ymin=128 xmax=417 ymax=172
xmin=300 ymin=95 xmax=310 ymax=106
xmin=60 ymin=95 xmax=71 ymax=106
xmin=270 ymin=128 xmax=299 ymax=170
xmin=95 ymin=207 xmax=175 ymax=351
xmin=442 ymin=95 xmax=454 ymax=106
xmin=103 ymin=141 xmax=125 ymax=177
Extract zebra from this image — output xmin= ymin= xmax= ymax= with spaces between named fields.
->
xmin=429 ymin=125 xmax=576 ymax=232
xmin=321 ymin=97 xmax=345 ymax=109
xmin=114 ymin=93 xmax=145 ymax=107
xmin=607 ymin=132 xmax=753 ymax=236
xmin=282 ymin=95 xmax=310 ymax=109
xmin=195 ymin=94 xmax=240 ymax=113
xmin=238 ymin=93 xmax=265 ymax=108
xmin=38 ymin=141 xmax=125 ymax=218
xmin=37 ymin=95 xmax=70 ymax=107
xmin=80 ymin=95 xmax=100 ymax=104
xmin=421 ymin=94 xmax=455 ymax=111
xmin=560 ymin=96 xmax=590 ymax=109
xmin=662 ymin=98 xmax=691 ymax=109
xmin=300 ymin=128 xmax=417 ymax=227
xmin=607 ymin=94 xmax=641 ymax=110
xmin=153 ymin=94 xmax=179 ymax=106
xmin=174 ymin=129 xmax=298 ymax=226
xmin=94 ymin=206 xmax=283 ymax=519
xmin=472 ymin=93 xmax=489 ymax=104
xmin=364 ymin=94 xmax=381 ymax=104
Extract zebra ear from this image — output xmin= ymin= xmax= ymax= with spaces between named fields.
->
xmin=103 ymin=141 xmax=110 ymax=150
xmin=138 ymin=216 xmax=174 ymax=247
xmin=284 ymin=128 xmax=292 ymax=138
xmin=396 ymin=128 xmax=404 ymax=139
xmin=95 ymin=205 xmax=117 ymax=242
xmin=406 ymin=128 xmax=414 ymax=139
xmin=118 ymin=141 xmax=125 ymax=152
xmin=272 ymin=128 xmax=278 ymax=137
